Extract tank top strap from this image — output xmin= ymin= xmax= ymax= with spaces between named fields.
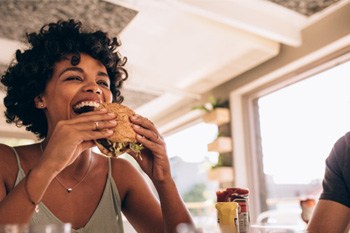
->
xmin=10 ymin=147 xmax=26 ymax=185
xmin=10 ymin=147 xmax=25 ymax=174
xmin=108 ymin=157 xmax=112 ymax=175
xmin=106 ymin=157 xmax=124 ymax=232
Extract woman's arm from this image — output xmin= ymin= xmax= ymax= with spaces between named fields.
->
xmin=0 ymin=110 xmax=116 ymax=223
xmin=307 ymin=199 xmax=350 ymax=233
xmin=0 ymin=144 xmax=56 ymax=224
xmin=123 ymin=114 xmax=194 ymax=233
xmin=153 ymin=177 xmax=195 ymax=232
xmin=116 ymin=158 xmax=193 ymax=233
xmin=115 ymin=159 xmax=163 ymax=232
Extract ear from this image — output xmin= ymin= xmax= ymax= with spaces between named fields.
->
xmin=34 ymin=95 xmax=46 ymax=109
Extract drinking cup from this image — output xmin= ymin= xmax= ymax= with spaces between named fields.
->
xmin=0 ymin=224 xmax=28 ymax=233
xmin=28 ymin=223 xmax=71 ymax=233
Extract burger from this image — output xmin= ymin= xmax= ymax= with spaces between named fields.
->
xmin=95 ymin=103 xmax=144 ymax=158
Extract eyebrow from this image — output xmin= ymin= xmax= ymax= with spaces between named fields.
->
xmin=58 ymin=67 xmax=109 ymax=78
xmin=97 ymin=71 xmax=109 ymax=78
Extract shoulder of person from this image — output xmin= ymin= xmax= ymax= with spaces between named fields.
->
xmin=0 ymin=143 xmax=17 ymax=164
xmin=332 ymin=132 xmax=350 ymax=153
xmin=109 ymin=156 xmax=148 ymax=188
xmin=0 ymin=143 xmax=19 ymax=180
xmin=110 ymin=156 xmax=141 ymax=177
xmin=341 ymin=131 xmax=350 ymax=145
xmin=326 ymin=132 xmax=350 ymax=167
xmin=109 ymin=156 xmax=148 ymax=201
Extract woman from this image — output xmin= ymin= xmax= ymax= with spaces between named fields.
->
xmin=0 ymin=19 xmax=194 ymax=232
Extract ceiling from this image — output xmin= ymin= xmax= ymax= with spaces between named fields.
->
xmin=0 ymin=0 xmax=346 ymax=138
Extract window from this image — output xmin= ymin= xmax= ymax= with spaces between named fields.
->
xmin=257 ymin=59 xmax=350 ymax=213
xmin=232 ymin=52 xmax=350 ymax=224
xmin=164 ymin=121 xmax=220 ymax=224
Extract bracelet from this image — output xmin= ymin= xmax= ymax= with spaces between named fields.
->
xmin=24 ymin=169 xmax=40 ymax=213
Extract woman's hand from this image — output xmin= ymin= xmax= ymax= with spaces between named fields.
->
xmin=129 ymin=114 xmax=171 ymax=183
xmin=39 ymin=109 xmax=116 ymax=174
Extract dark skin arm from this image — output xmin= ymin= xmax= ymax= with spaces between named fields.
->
xmin=0 ymin=144 xmax=45 ymax=223
xmin=114 ymin=114 xmax=194 ymax=233
xmin=307 ymin=199 xmax=350 ymax=233
xmin=112 ymin=159 xmax=163 ymax=233
xmin=0 ymin=109 xmax=116 ymax=223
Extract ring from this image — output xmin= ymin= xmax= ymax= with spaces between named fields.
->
xmin=94 ymin=121 xmax=99 ymax=130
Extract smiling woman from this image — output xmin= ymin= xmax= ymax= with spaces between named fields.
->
xmin=0 ymin=19 xmax=195 ymax=232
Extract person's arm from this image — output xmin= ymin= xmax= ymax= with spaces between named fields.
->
xmin=307 ymin=199 xmax=350 ymax=233
xmin=307 ymin=134 xmax=350 ymax=233
xmin=0 ymin=144 xmax=56 ymax=224
xmin=116 ymin=158 xmax=193 ymax=233
xmin=125 ymin=114 xmax=194 ymax=233
xmin=153 ymin=177 xmax=195 ymax=232
xmin=114 ymin=158 xmax=163 ymax=233
xmin=0 ymin=110 xmax=116 ymax=223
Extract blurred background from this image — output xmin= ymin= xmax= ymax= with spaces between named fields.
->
xmin=1 ymin=0 xmax=350 ymax=231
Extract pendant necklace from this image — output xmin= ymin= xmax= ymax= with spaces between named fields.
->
xmin=39 ymin=143 xmax=92 ymax=193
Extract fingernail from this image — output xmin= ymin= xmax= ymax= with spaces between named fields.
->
xmin=107 ymin=112 xmax=115 ymax=116
xmin=99 ymin=108 xmax=107 ymax=112
xmin=105 ymin=130 xmax=113 ymax=134
xmin=109 ymin=120 xmax=117 ymax=124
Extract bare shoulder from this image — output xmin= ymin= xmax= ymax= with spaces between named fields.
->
xmin=0 ymin=143 xmax=14 ymax=154
xmin=110 ymin=156 xmax=143 ymax=181
xmin=109 ymin=156 xmax=146 ymax=201
xmin=0 ymin=143 xmax=18 ymax=170
xmin=0 ymin=143 xmax=19 ymax=189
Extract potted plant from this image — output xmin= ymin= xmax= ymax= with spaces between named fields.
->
xmin=193 ymin=96 xmax=230 ymax=126
xmin=208 ymin=154 xmax=234 ymax=182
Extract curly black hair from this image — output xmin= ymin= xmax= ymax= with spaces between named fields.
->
xmin=1 ymin=19 xmax=128 ymax=139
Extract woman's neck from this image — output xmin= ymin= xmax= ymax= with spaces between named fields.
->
xmin=62 ymin=150 xmax=92 ymax=178
xmin=39 ymin=140 xmax=93 ymax=179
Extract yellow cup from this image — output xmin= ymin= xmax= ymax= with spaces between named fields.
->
xmin=215 ymin=202 xmax=239 ymax=233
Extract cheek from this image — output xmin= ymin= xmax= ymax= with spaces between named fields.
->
xmin=45 ymin=87 xmax=75 ymax=109
xmin=104 ymin=90 xmax=113 ymax=102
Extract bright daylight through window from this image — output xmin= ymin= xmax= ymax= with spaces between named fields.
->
xmin=257 ymin=59 xmax=350 ymax=217
xmin=164 ymin=122 xmax=220 ymax=221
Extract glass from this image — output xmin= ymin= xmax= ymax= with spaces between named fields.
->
xmin=249 ymin=224 xmax=308 ymax=233
xmin=28 ymin=223 xmax=71 ymax=233
xmin=0 ymin=225 xmax=28 ymax=233
xmin=176 ymin=223 xmax=221 ymax=233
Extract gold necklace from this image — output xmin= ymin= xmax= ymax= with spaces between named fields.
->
xmin=39 ymin=143 xmax=92 ymax=193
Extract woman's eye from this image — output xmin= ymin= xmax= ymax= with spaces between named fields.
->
xmin=98 ymin=80 xmax=110 ymax=87
xmin=66 ymin=76 xmax=82 ymax=81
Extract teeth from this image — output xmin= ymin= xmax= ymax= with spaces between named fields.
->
xmin=74 ymin=101 xmax=100 ymax=110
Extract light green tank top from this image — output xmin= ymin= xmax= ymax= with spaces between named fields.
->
xmin=13 ymin=148 xmax=124 ymax=233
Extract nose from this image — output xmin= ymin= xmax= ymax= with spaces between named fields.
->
xmin=83 ymin=82 xmax=102 ymax=95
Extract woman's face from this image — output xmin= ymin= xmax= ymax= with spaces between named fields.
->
xmin=40 ymin=53 xmax=113 ymax=130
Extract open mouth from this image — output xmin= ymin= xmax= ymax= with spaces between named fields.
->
xmin=73 ymin=101 xmax=100 ymax=114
